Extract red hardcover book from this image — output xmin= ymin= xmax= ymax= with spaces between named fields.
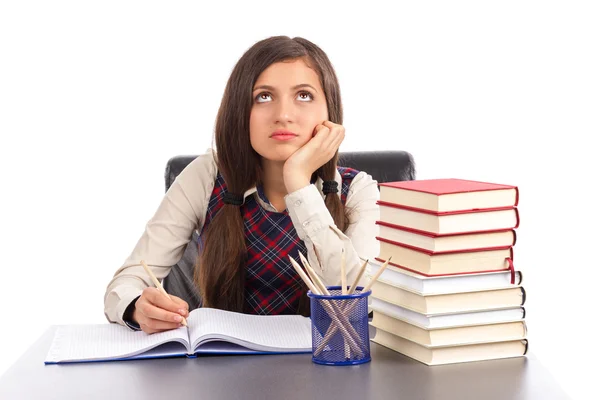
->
xmin=377 ymin=202 xmax=520 ymax=235
xmin=379 ymin=178 xmax=519 ymax=213
xmin=376 ymin=236 xmax=515 ymax=279
xmin=376 ymin=221 xmax=517 ymax=253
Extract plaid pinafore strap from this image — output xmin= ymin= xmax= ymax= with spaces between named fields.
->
xmin=197 ymin=167 xmax=359 ymax=314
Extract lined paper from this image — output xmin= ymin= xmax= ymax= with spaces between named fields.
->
xmin=188 ymin=308 xmax=312 ymax=352
xmin=45 ymin=324 xmax=190 ymax=363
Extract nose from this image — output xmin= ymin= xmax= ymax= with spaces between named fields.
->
xmin=274 ymin=97 xmax=295 ymax=123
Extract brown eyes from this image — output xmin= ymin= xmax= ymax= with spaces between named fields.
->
xmin=256 ymin=93 xmax=270 ymax=102
xmin=254 ymin=91 xmax=314 ymax=103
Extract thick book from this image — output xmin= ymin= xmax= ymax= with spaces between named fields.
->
xmin=44 ymin=308 xmax=312 ymax=364
xmin=370 ymin=310 xmax=527 ymax=347
xmin=377 ymin=202 xmax=519 ymax=235
xmin=376 ymin=238 xmax=513 ymax=276
xmin=372 ymin=328 xmax=528 ymax=366
xmin=371 ymin=279 xmax=526 ymax=314
xmin=370 ymin=297 xmax=525 ymax=329
xmin=378 ymin=178 xmax=519 ymax=213
xmin=376 ymin=221 xmax=516 ymax=253
xmin=368 ymin=259 xmax=522 ymax=295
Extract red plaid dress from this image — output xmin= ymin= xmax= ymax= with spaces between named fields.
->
xmin=197 ymin=167 xmax=359 ymax=315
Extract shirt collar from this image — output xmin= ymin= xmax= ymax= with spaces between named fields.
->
xmin=242 ymin=168 xmax=343 ymax=202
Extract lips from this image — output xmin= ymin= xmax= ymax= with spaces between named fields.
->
xmin=271 ymin=134 xmax=297 ymax=141
xmin=270 ymin=130 xmax=298 ymax=141
xmin=271 ymin=129 xmax=298 ymax=137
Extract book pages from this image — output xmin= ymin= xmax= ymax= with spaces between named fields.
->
xmin=45 ymin=323 xmax=190 ymax=363
xmin=188 ymin=308 xmax=312 ymax=352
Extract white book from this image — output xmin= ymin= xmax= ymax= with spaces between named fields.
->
xmin=45 ymin=308 xmax=312 ymax=364
xmin=370 ymin=297 xmax=525 ymax=329
xmin=372 ymin=328 xmax=528 ymax=366
xmin=368 ymin=259 xmax=521 ymax=295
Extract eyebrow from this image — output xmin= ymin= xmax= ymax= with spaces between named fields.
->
xmin=252 ymin=83 xmax=317 ymax=92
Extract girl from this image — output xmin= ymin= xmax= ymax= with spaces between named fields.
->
xmin=104 ymin=35 xmax=380 ymax=334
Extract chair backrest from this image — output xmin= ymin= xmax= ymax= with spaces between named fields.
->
xmin=161 ymin=150 xmax=416 ymax=308
xmin=164 ymin=150 xmax=416 ymax=192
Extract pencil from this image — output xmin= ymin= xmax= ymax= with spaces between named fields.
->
xmin=313 ymin=256 xmax=392 ymax=357
xmin=294 ymin=255 xmax=365 ymax=357
xmin=140 ymin=260 xmax=187 ymax=327
xmin=340 ymin=248 xmax=347 ymax=295
xmin=288 ymin=256 xmax=364 ymax=355
xmin=360 ymin=256 xmax=392 ymax=293
xmin=298 ymin=253 xmax=330 ymax=295
xmin=348 ymin=258 xmax=369 ymax=294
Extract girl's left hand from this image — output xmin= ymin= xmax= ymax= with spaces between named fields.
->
xmin=283 ymin=121 xmax=345 ymax=193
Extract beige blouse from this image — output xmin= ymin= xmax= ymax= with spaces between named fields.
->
xmin=103 ymin=148 xmax=380 ymax=327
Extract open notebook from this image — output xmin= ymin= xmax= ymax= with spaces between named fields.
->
xmin=45 ymin=308 xmax=312 ymax=364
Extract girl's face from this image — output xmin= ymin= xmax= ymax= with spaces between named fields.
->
xmin=249 ymin=58 xmax=328 ymax=163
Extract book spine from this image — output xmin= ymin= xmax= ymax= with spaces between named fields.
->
xmin=374 ymin=257 xmax=510 ymax=277
xmin=377 ymin=200 xmax=517 ymax=216
xmin=376 ymin=220 xmax=516 ymax=238
xmin=518 ymin=270 xmax=524 ymax=285
xmin=376 ymin=236 xmax=513 ymax=256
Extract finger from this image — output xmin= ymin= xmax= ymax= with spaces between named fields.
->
xmin=333 ymin=128 xmax=345 ymax=148
xmin=312 ymin=123 xmax=330 ymax=139
xmin=322 ymin=121 xmax=344 ymax=146
xmin=322 ymin=121 xmax=340 ymax=130
xmin=140 ymin=318 xmax=184 ymax=333
xmin=322 ymin=126 xmax=345 ymax=149
xmin=168 ymin=294 xmax=190 ymax=316
xmin=311 ymin=127 xmax=331 ymax=148
xmin=312 ymin=123 xmax=323 ymax=136
xmin=139 ymin=300 xmax=187 ymax=324
xmin=144 ymin=287 xmax=186 ymax=314
xmin=321 ymin=133 xmax=344 ymax=162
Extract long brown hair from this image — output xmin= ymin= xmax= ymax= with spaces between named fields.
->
xmin=194 ymin=36 xmax=349 ymax=315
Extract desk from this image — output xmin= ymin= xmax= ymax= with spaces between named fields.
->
xmin=0 ymin=326 xmax=569 ymax=400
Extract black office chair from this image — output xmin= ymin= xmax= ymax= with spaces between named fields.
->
xmin=162 ymin=150 xmax=416 ymax=308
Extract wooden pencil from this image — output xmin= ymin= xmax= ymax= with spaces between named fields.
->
xmin=348 ymin=258 xmax=369 ymax=294
xmin=360 ymin=256 xmax=392 ymax=293
xmin=288 ymin=256 xmax=364 ymax=355
xmin=312 ymin=256 xmax=393 ymax=357
xmin=140 ymin=260 xmax=187 ymax=327
xmin=341 ymin=248 xmax=347 ymax=294
xmin=298 ymin=253 xmax=330 ymax=295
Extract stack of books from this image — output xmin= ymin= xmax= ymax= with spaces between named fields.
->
xmin=369 ymin=178 xmax=528 ymax=366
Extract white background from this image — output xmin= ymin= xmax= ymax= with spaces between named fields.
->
xmin=1 ymin=1 xmax=598 ymax=399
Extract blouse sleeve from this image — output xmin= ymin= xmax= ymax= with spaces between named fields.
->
xmin=284 ymin=171 xmax=380 ymax=289
xmin=103 ymin=149 xmax=218 ymax=327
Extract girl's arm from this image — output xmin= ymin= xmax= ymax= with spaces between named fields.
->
xmin=284 ymin=171 xmax=379 ymax=288
xmin=103 ymin=150 xmax=218 ymax=327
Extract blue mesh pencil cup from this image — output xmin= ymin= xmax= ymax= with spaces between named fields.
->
xmin=308 ymin=286 xmax=371 ymax=366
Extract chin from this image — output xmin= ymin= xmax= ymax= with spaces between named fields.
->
xmin=257 ymin=147 xmax=297 ymax=163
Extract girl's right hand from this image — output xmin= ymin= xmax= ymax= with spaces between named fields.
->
xmin=132 ymin=287 xmax=190 ymax=334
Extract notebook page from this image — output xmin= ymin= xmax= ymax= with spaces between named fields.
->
xmin=188 ymin=308 xmax=312 ymax=352
xmin=45 ymin=323 xmax=190 ymax=363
